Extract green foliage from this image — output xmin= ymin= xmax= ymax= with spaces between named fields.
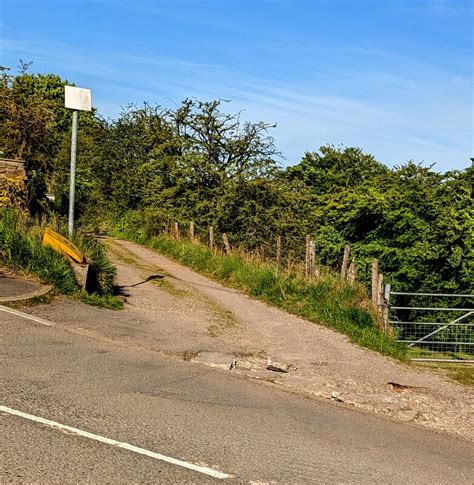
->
xmin=287 ymin=146 xmax=473 ymax=295
xmin=37 ymin=214 xmax=118 ymax=297
xmin=75 ymin=291 xmax=123 ymax=310
xmin=1 ymin=65 xmax=471 ymax=353
xmin=0 ymin=64 xmax=102 ymax=214
xmin=287 ymin=145 xmax=388 ymax=195
xmin=0 ymin=66 xmax=66 ymax=170
xmin=446 ymin=366 xmax=474 ymax=386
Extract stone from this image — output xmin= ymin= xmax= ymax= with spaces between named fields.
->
xmin=235 ymin=358 xmax=264 ymax=371
xmin=266 ymin=358 xmax=297 ymax=373
xmin=0 ymin=159 xmax=26 ymax=179
xmin=395 ymin=409 xmax=419 ymax=422
xmin=330 ymin=391 xmax=344 ymax=402
xmin=72 ymin=263 xmax=90 ymax=290
xmin=190 ymin=352 xmax=236 ymax=370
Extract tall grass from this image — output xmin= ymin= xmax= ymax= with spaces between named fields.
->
xmin=1 ymin=209 xmax=78 ymax=293
xmin=0 ymin=208 xmax=122 ymax=309
xmin=114 ymin=227 xmax=407 ymax=360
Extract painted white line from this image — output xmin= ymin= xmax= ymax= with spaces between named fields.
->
xmin=0 ymin=305 xmax=53 ymax=326
xmin=0 ymin=405 xmax=231 ymax=479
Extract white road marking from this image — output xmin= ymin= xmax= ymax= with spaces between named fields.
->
xmin=0 ymin=305 xmax=53 ymax=326
xmin=0 ymin=405 xmax=231 ymax=480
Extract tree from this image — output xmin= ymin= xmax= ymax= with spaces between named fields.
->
xmin=171 ymin=99 xmax=279 ymax=184
xmin=137 ymin=99 xmax=281 ymax=230
xmin=287 ymin=145 xmax=388 ymax=195
xmin=288 ymin=146 xmax=473 ymax=293
xmin=0 ymin=64 xmax=70 ymax=173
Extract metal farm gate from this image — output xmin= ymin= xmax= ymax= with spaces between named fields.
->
xmin=386 ymin=288 xmax=474 ymax=363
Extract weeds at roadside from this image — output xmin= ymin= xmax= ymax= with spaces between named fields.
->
xmin=1 ymin=292 xmax=55 ymax=309
xmin=417 ymin=362 xmax=474 ymax=387
xmin=447 ymin=366 xmax=474 ymax=386
xmin=74 ymin=291 xmax=124 ymax=310
xmin=0 ymin=208 xmax=122 ymax=310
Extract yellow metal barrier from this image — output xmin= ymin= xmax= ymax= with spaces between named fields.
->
xmin=42 ymin=228 xmax=86 ymax=265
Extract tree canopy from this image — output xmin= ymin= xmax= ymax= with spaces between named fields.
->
xmin=1 ymin=66 xmax=471 ymax=294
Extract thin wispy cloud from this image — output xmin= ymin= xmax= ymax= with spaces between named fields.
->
xmin=1 ymin=0 xmax=472 ymax=170
xmin=426 ymin=0 xmax=473 ymax=14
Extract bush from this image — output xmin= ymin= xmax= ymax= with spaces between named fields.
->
xmin=70 ymin=231 xmax=117 ymax=295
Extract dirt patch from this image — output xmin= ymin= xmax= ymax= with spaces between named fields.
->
xmin=180 ymin=350 xmax=200 ymax=361
xmin=106 ymin=239 xmax=240 ymax=336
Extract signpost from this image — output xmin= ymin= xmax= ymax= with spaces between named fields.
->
xmin=64 ymin=86 xmax=92 ymax=238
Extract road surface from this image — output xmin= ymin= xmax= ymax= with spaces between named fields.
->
xmin=1 ymin=305 xmax=472 ymax=483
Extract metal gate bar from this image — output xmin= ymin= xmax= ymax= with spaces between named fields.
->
xmin=391 ymin=292 xmax=473 ymax=298
xmin=391 ymin=307 xmax=474 ymax=311
xmin=386 ymin=288 xmax=473 ymax=362
xmin=408 ymin=311 xmax=473 ymax=346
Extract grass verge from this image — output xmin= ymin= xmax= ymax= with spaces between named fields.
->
xmin=446 ymin=366 xmax=474 ymax=386
xmin=112 ymin=227 xmax=407 ymax=360
xmin=74 ymin=291 xmax=123 ymax=310
xmin=1 ymin=208 xmax=122 ymax=309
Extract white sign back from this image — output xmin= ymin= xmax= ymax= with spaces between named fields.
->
xmin=65 ymin=85 xmax=92 ymax=111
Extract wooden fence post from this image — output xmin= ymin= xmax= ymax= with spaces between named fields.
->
xmin=173 ymin=222 xmax=180 ymax=239
xmin=347 ymin=259 xmax=356 ymax=283
xmin=309 ymin=239 xmax=315 ymax=278
xmin=341 ymin=244 xmax=350 ymax=279
xmin=305 ymin=235 xmax=311 ymax=278
xmin=371 ymin=259 xmax=379 ymax=306
xmin=276 ymin=235 xmax=282 ymax=275
xmin=377 ymin=272 xmax=384 ymax=313
xmin=382 ymin=283 xmax=391 ymax=334
xmin=209 ymin=226 xmax=214 ymax=251
xmin=222 ymin=233 xmax=231 ymax=254
xmin=189 ymin=221 xmax=195 ymax=241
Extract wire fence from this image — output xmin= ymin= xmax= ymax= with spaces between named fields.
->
xmin=388 ymin=291 xmax=474 ymax=362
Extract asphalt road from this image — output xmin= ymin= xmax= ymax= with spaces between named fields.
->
xmin=1 ymin=306 xmax=473 ymax=483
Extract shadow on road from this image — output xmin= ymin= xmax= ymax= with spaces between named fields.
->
xmin=118 ymin=274 xmax=165 ymax=289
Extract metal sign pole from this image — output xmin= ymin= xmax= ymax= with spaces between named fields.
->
xmin=64 ymin=85 xmax=91 ymax=239
xmin=68 ymin=110 xmax=78 ymax=238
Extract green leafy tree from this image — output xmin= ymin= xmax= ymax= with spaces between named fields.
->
xmin=2 ymin=65 xmax=471 ymax=299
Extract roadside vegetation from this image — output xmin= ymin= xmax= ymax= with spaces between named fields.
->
xmin=0 ymin=64 xmax=471 ymax=360
xmin=417 ymin=362 xmax=474 ymax=387
xmin=446 ymin=366 xmax=474 ymax=386
xmin=0 ymin=208 xmax=122 ymax=309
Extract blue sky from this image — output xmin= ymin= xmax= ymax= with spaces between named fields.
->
xmin=1 ymin=0 xmax=472 ymax=170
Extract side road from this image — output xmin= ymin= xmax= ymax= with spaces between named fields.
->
xmin=20 ymin=237 xmax=473 ymax=441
